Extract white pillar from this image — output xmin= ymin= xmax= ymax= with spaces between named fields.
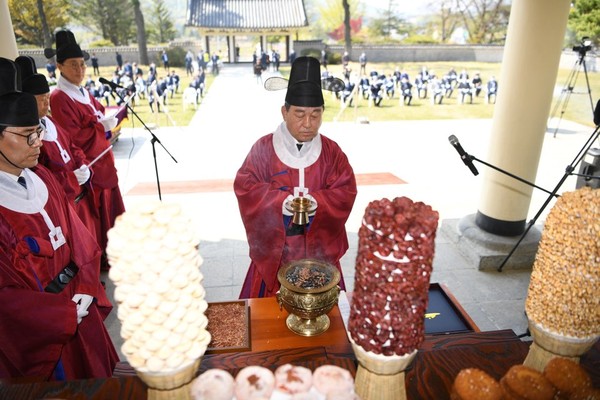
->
xmin=476 ymin=0 xmax=572 ymax=236
xmin=0 ymin=0 xmax=18 ymax=59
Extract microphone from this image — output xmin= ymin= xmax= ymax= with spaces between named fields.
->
xmin=448 ymin=134 xmax=479 ymax=176
xmin=99 ymin=77 xmax=134 ymax=92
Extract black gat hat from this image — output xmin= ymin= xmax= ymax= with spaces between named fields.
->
xmin=15 ymin=56 xmax=50 ymax=95
xmin=0 ymin=58 xmax=39 ymax=127
xmin=264 ymin=56 xmax=343 ymax=107
xmin=44 ymin=29 xmax=90 ymax=63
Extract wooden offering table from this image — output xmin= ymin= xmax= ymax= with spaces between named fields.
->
xmin=1 ymin=296 xmax=598 ymax=399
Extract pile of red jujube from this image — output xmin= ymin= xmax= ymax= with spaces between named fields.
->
xmin=349 ymin=197 xmax=439 ymax=356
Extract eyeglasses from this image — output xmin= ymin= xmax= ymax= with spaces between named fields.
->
xmin=63 ymin=61 xmax=87 ymax=70
xmin=3 ymin=125 xmax=46 ymax=146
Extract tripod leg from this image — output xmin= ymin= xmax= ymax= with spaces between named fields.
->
xmin=551 ymin=59 xmax=580 ymax=138
xmin=581 ymin=58 xmax=596 ymax=121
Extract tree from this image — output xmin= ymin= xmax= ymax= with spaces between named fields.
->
xmin=367 ymin=0 xmax=411 ymax=40
xmin=317 ymin=0 xmax=363 ymax=42
xmin=36 ymin=0 xmax=53 ymax=48
xmin=147 ymin=0 xmax=176 ymax=43
xmin=132 ymin=0 xmax=149 ymax=65
xmin=342 ymin=0 xmax=351 ymax=54
xmin=568 ymin=0 xmax=600 ymax=47
xmin=9 ymin=0 xmax=69 ymax=47
xmin=454 ymin=0 xmax=509 ymax=44
xmin=70 ymin=0 xmax=135 ymax=45
xmin=427 ymin=0 xmax=462 ymax=42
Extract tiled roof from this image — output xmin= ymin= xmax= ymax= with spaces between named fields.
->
xmin=186 ymin=0 xmax=308 ymax=31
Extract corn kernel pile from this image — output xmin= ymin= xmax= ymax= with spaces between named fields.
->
xmin=525 ymin=187 xmax=600 ymax=338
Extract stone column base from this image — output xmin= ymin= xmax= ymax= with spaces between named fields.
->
xmin=440 ymin=214 xmax=542 ymax=271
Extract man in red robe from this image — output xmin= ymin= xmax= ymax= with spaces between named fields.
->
xmin=15 ymin=55 xmax=100 ymax=246
xmin=235 ymin=56 xmax=357 ymax=298
xmin=0 ymin=58 xmax=118 ymax=380
xmin=45 ymin=30 xmax=125 ymax=268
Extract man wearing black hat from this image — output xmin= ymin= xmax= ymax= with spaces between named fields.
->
xmin=15 ymin=55 xmax=101 ymax=247
xmin=45 ymin=29 xmax=125 ymax=268
xmin=234 ymin=56 xmax=357 ymax=298
xmin=0 ymin=58 xmax=118 ymax=380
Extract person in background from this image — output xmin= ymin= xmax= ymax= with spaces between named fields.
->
xmin=472 ymin=72 xmax=483 ymax=97
xmin=342 ymin=51 xmax=350 ymax=70
xmin=167 ymin=70 xmax=180 ymax=98
xmin=189 ymin=68 xmax=206 ymax=102
xmin=45 ymin=29 xmax=125 ymax=270
xmin=0 ymin=57 xmax=118 ymax=380
xmin=15 ymin=55 xmax=100 ymax=249
xmin=487 ymin=76 xmax=498 ymax=104
xmin=359 ymin=52 xmax=367 ymax=75
xmin=234 ymin=56 xmax=357 ymax=298
xmin=211 ymin=52 xmax=220 ymax=75
xmin=400 ymin=76 xmax=413 ymax=106
xmin=320 ymin=48 xmax=328 ymax=70
xmin=161 ymin=50 xmax=169 ymax=71
xmin=90 ymin=53 xmax=99 ymax=76
xmin=341 ymin=77 xmax=355 ymax=107
xmin=115 ymin=51 xmax=123 ymax=69
xmin=45 ymin=60 xmax=57 ymax=80
xmin=272 ymin=49 xmax=280 ymax=71
xmin=185 ymin=50 xmax=194 ymax=76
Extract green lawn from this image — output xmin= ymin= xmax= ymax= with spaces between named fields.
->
xmin=319 ymin=61 xmax=600 ymax=127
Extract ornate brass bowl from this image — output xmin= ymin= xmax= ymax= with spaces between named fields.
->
xmin=276 ymin=259 xmax=341 ymax=337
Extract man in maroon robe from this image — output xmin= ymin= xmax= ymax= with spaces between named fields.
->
xmin=45 ymin=30 xmax=125 ymax=269
xmin=15 ymin=55 xmax=100 ymax=247
xmin=0 ymin=58 xmax=118 ymax=380
xmin=235 ymin=56 xmax=357 ymax=298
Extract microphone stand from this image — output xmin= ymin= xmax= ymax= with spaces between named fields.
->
xmin=456 ymin=124 xmax=600 ymax=272
xmin=469 ymin=155 xmax=557 ymax=198
xmin=108 ymin=85 xmax=178 ymax=201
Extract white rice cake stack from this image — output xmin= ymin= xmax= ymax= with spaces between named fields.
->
xmin=106 ymin=201 xmax=211 ymax=373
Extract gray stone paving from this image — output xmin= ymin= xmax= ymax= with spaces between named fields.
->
xmin=103 ymin=63 xmax=594 ymax=360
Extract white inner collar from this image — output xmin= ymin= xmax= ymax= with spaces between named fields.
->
xmin=272 ymin=122 xmax=321 ymax=169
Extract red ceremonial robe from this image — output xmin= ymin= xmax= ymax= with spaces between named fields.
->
xmin=50 ymin=80 xmax=125 ymax=255
xmin=234 ymin=123 xmax=357 ymax=298
xmin=0 ymin=166 xmax=118 ymax=380
xmin=39 ymin=115 xmax=100 ymax=244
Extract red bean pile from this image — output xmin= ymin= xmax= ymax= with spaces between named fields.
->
xmin=349 ymin=197 xmax=439 ymax=356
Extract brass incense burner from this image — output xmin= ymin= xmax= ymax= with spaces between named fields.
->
xmin=276 ymin=259 xmax=341 ymax=337
xmin=284 ymin=197 xmax=317 ymax=226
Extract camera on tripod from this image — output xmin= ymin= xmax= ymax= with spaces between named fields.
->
xmin=573 ymin=37 xmax=592 ymax=55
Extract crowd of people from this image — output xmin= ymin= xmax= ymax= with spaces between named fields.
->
xmin=79 ymin=53 xmax=211 ymax=114
xmin=330 ymin=63 xmax=499 ymax=108
xmin=82 ymin=61 xmax=183 ymax=113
